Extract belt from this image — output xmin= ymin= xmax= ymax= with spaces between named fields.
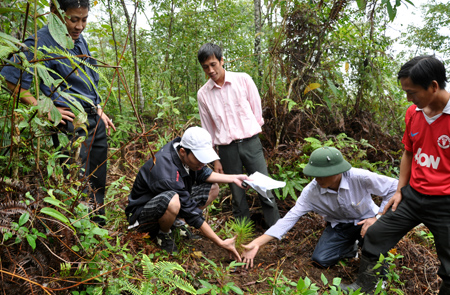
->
xmin=231 ymin=134 xmax=258 ymax=144
xmin=84 ymin=106 xmax=98 ymax=115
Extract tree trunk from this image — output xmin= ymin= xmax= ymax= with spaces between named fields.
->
xmin=160 ymin=0 xmax=175 ymax=94
xmin=254 ymin=0 xmax=263 ymax=88
xmin=119 ymin=0 xmax=144 ymax=113
xmin=107 ymin=0 xmax=122 ymax=113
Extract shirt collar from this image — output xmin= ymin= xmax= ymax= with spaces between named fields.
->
xmin=208 ymin=70 xmax=230 ymax=90
xmin=415 ymin=96 xmax=450 ymax=114
xmin=170 ymin=138 xmax=190 ymax=177
xmin=318 ymin=172 xmax=350 ymax=194
xmin=443 ymin=98 xmax=450 ymax=114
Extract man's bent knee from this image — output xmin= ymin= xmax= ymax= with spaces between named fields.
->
xmin=210 ymin=183 xmax=219 ymax=198
xmin=166 ymin=194 xmax=181 ymax=215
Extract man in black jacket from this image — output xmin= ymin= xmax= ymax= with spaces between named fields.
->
xmin=125 ymin=126 xmax=248 ymax=258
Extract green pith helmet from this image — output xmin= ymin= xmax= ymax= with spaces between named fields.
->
xmin=303 ymin=146 xmax=352 ymax=177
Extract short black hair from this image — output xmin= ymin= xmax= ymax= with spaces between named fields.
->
xmin=398 ymin=55 xmax=448 ymax=90
xmin=50 ymin=0 xmax=90 ymax=11
xmin=176 ymin=145 xmax=192 ymax=155
xmin=198 ymin=43 xmax=223 ymax=64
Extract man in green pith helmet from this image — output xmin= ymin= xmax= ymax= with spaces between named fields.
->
xmin=241 ymin=146 xmax=398 ymax=268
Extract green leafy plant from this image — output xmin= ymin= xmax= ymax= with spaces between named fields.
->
xmin=266 ymin=270 xmax=300 ymax=294
xmin=218 ymin=217 xmax=254 ymax=252
xmin=267 ymin=271 xmax=367 ymax=295
xmin=418 ymin=229 xmax=435 ymax=247
xmin=273 ymin=162 xmax=309 ymax=201
xmin=373 ymin=252 xmax=409 ymax=295
xmin=197 ymin=256 xmax=245 ymax=295
xmin=5 ymin=211 xmax=46 ymax=250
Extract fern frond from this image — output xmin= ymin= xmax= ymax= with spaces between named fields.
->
xmin=119 ymin=279 xmax=142 ymax=295
xmin=0 ymin=32 xmax=26 ymax=48
xmin=152 ymin=261 xmax=185 ymax=276
xmin=141 ymin=255 xmax=196 ymax=294
xmin=164 ymin=273 xmax=196 ymax=294
xmin=40 ymin=45 xmax=114 ymax=104
xmin=0 ymin=225 xmax=11 ymax=234
xmin=0 ymin=200 xmax=30 ymax=216
xmin=140 ymin=283 xmax=171 ymax=295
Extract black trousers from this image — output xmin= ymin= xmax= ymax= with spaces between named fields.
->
xmin=363 ymin=184 xmax=450 ymax=284
xmin=312 ymin=222 xmax=363 ymax=267
xmin=53 ymin=112 xmax=108 ymax=205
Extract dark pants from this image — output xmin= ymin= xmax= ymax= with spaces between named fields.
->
xmin=53 ymin=112 xmax=108 ymax=206
xmin=363 ymin=184 xmax=450 ymax=285
xmin=312 ymin=222 xmax=363 ymax=267
xmin=218 ymin=135 xmax=280 ymax=227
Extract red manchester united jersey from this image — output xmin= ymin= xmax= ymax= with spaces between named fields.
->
xmin=402 ymin=104 xmax=450 ymax=195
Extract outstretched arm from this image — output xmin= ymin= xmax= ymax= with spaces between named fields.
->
xmin=206 ymin=172 xmax=249 ymax=189
xmin=241 ymin=234 xmax=274 ymax=268
xmin=198 ymin=221 xmax=241 ymax=261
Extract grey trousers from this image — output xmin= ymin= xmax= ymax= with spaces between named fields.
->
xmin=218 ymin=135 xmax=280 ymax=227
xmin=363 ymin=184 xmax=450 ymax=284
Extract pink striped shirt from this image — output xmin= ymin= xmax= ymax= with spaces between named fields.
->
xmin=197 ymin=71 xmax=264 ymax=145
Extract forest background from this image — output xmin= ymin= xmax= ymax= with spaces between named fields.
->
xmin=1 ymin=0 xmax=450 ymax=294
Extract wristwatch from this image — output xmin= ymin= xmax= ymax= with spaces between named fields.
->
xmin=97 ymin=104 xmax=102 ymax=109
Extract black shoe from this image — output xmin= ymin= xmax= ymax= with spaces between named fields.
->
xmin=91 ymin=215 xmax=106 ymax=227
xmin=156 ymin=231 xmax=178 ymax=254
xmin=342 ymin=240 xmax=359 ymax=259
xmin=90 ymin=208 xmax=106 ymax=226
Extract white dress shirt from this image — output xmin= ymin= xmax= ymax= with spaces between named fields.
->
xmin=264 ymin=168 xmax=398 ymax=240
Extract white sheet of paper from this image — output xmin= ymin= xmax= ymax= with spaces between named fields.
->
xmin=243 ymin=171 xmax=286 ymax=203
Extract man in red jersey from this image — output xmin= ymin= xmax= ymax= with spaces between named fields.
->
xmin=342 ymin=55 xmax=450 ymax=295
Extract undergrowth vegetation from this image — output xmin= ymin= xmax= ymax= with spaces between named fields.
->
xmin=0 ymin=0 xmax=444 ymax=294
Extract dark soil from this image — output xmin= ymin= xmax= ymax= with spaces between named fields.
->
xmin=117 ymin=128 xmax=441 ymax=295
xmin=0 ymin=122 xmax=442 ymax=294
xmin=124 ymin=192 xmax=442 ymax=295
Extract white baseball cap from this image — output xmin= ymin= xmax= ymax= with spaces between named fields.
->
xmin=180 ymin=127 xmax=219 ymax=164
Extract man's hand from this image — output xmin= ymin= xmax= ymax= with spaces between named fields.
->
xmin=241 ymin=242 xmax=260 ymax=269
xmin=214 ymin=160 xmax=223 ymax=173
xmin=220 ymin=236 xmax=241 ymax=261
xmin=357 ymin=217 xmax=377 ymax=238
xmin=383 ymin=191 xmax=403 ymax=214
xmin=98 ymin=109 xmax=116 ymax=136
xmin=233 ymin=175 xmax=251 ymax=189
xmin=55 ymin=106 xmax=75 ymax=124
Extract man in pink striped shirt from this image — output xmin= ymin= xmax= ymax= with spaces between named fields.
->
xmin=197 ymin=43 xmax=280 ymax=227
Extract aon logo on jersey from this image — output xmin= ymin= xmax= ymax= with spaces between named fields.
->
xmin=415 ymin=148 xmax=440 ymax=169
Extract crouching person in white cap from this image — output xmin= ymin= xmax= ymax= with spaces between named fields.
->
xmin=241 ymin=146 xmax=398 ymax=268
xmin=125 ymin=126 xmax=248 ymax=259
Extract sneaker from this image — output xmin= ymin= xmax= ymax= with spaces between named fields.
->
xmin=173 ymin=218 xmax=186 ymax=228
xmin=178 ymin=225 xmax=201 ymax=240
xmin=156 ymin=231 xmax=178 ymax=254
xmin=172 ymin=219 xmax=201 ymax=240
